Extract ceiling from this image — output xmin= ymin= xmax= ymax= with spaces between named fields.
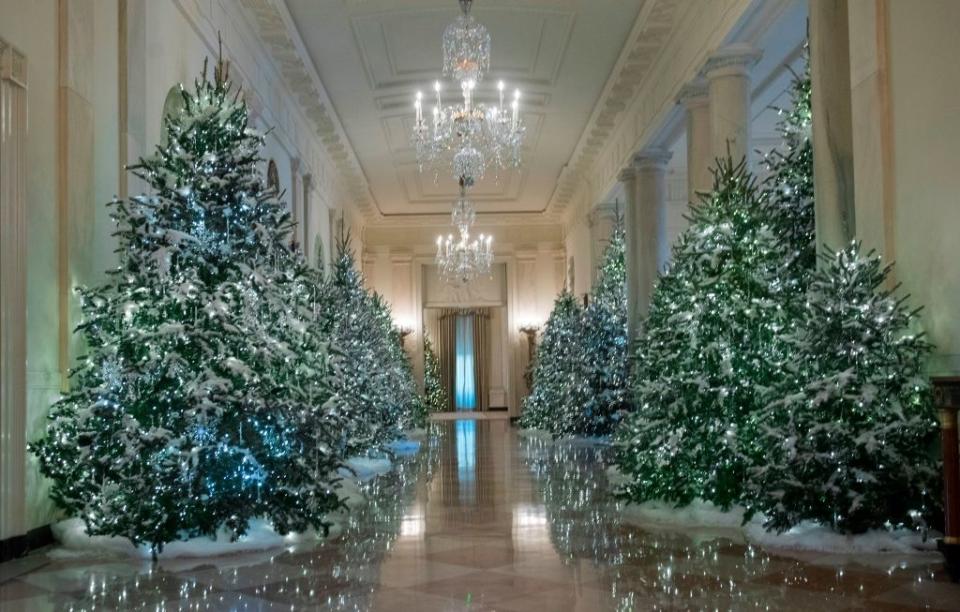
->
xmin=284 ymin=0 xmax=644 ymax=219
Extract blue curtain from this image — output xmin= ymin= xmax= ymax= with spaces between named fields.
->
xmin=454 ymin=315 xmax=476 ymax=410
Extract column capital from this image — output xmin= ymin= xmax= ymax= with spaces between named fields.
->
xmin=291 ymin=157 xmax=301 ymax=173
xmin=704 ymin=44 xmax=761 ymax=79
xmin=634 ymin=147 xmax=672 ymax=170
xmin=676 ymin=79 xmax=708 ymax=109
xmin=617 ymin=166 xmax=637 ymax=183
xmin=587 ymin=201 xmax=620 ymax=227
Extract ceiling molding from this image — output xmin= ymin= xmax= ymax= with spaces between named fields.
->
xmin=547 ymin=0 xmax=682 ymax=214
xmin=238 ymin=0 xmax=375 ymax=219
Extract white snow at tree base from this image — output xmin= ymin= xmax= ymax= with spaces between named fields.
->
xmin=340 ymin=456 xmax=394 ymax=482
xmin=621 ymin=499 xmax=938 ymax=554
xmin=51 ymin=517 xmax=333 ymax=560
xmin=517 ymin=428 xmax=554 ymax=443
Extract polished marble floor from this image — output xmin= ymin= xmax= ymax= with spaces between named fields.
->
xmin=2 ymin=419 xmax=959 ymax=611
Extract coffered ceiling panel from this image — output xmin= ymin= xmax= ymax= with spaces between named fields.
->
xmin=284 ymin=0 xmax=643 ymax=219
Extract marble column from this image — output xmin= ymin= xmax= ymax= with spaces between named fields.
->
xmin=587 ymin=202 xmax=617 ymax=284
xmin=677 ymin=79 xmax=711 ymax=205
xmin=290 ymin=157 xmax=303 ymax=249
xmin=634 ymin=148 xmax=672 ymax=315
xmin=0 ymin=39 xmax=28 ymax=541
xmin=302 ymin=173 xmax=314 ymax=265
xmin=620 ymin=166 xmax=640 ymax=344
xmin=704 ymin=45 xmax=760 ymax=165
xmin=810 ymin=0 xmax=856 ymax=253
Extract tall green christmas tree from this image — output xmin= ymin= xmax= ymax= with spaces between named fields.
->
xmin=747 ymin=244 xmax=940 ymax=533
xmin=423 ymin=335 xmax=448 ymax=413
xmin=318 ymin=230 xmax=422 ymax=451
xmin=519 ymin=291 xmax=587 ymax=433
xmin=761 ymin=59 xmax=815 ymax=287
xmin=614 ymin=158 xmax=797 ymax=509
xmin=31 ymin=57 xmax=344 ymax=553
xmin=572 ymin=218 xmax=628 ymax=437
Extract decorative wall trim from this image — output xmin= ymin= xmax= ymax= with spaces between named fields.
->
xmin=548 ymin=0 xmax=683 ymax=214
xmin=0 ymin=37 xmax=28 ymax=540
xmin=237 ymin=0 xmax=374 ymax=218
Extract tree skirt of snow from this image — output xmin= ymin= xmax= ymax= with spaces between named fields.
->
xmin=50 ymin=518 xmax=333 ymax=560
xmin=744 ymin=520 xmax=938 ymax=554
xmin=387 ymin=438 xmax=421 ymax=456
xmin=622 ymin=499 xmax=746 ymax=530
xmin=517 ymin=428 xmax=555 ymax=443
xmin=622 ymin=498 xmax=939 ymax=554
xmin=339 ymin=456 xmax=393 ymax=482
xmin=605 ymin=464 xmax=632 ymax=486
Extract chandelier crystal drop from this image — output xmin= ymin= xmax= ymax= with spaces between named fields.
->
xmin=436 ymin=184 xmax=493 ymax=285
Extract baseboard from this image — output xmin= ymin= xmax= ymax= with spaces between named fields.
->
xmin=0 ymin=524 xmax=54 ymax=563
xmin=487 ymin=406 xmax=508 ymax=411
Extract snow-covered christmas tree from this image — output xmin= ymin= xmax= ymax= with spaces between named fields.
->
xmin=760 ymin=58 xmax=815 ymax=288
xmin=614 ymin=158 xmax=797 ymax=509
xmin=423 ymin=335 xmax=448 ymax=413
xmin=318 ymin=230 xmax=422 ymax=451
xmin=574 ymin=218 xmax=629 ymax=437
xmin=519 ymin=291 xmax=587 ymax=433
xmin=747 ymin=244 xmax=940 ymax=533
xmin=31 ymin=57 xmax=345 ymax=553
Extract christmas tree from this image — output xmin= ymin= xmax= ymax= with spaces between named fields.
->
xmin=760 ymin=58 xmax=815 ymax=287
xmin=31 ymin=57 xmax=345 ymax=553
xmin=572 ymin=218 xmax=628 ymax=437
xmin=747 ymin=244 xmax=940 ymax=533
xmin=614 ymin=158 xmax=797 ymax=509
xmin=519 ymin=291 xmax=587 ymax=433
xmin=423 ymin=335 xmax=448 ymax=413
xmin=318 ymin=230 xmax=419 ymax=452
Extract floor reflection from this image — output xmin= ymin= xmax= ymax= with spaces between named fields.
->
xmin=1 ymin=419 xmax=958 ymax=611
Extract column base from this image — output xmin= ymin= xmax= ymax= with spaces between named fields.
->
xmin=938 ymin=539 xmax=960 ymax=582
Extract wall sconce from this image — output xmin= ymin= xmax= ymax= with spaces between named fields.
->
xmin=396 ymin=325 xmax=414 ymax=350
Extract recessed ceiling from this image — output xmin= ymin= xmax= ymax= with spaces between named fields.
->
xmin=284 ymin=0 xmax=643 ymax=218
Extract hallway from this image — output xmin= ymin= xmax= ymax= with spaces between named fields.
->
xmin=1 ymin=419 xmax=956 ymax=610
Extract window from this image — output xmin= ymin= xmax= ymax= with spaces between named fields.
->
xmin=454 ymin=314 xmax=476 ymax=410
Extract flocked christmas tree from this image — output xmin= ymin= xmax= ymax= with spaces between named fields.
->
xmin=519 ymin=291 xmax=587 ymax=433
xmin=747 ymin=244 xmax=940 ymax=533
xmin=31 ymin=55 xmax=345 ymax=553
xmin=614 ymin=157 xmax=797 ymax=509
xmin=318 ymin=229 xmax=421 ymax=452
xmin=423 ymin=335 xmax=448 ymax=413
xmin=573 ymin=218 xmax=629 ymax=437
xmin=760 ymin=58 xmax=815 ymax=288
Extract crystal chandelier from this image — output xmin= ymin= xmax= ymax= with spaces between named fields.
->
xmin=435 ymin=184 xmax=493 ymax=285
xmin=412 ymin=0 xmax=525 ymax=184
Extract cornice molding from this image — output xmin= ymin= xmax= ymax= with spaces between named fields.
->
xmin=704 ymin=44 xmax=761 ymax=79
xmin=547 ymin=0 xmax=682 ymax=214
xmin=238 ymin=0 xmax=373 ymax=218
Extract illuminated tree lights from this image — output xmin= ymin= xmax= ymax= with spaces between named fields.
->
xmin=747 ymin=244 xmax=939 ymax=533
xmin=519 ymin=291 xmax=588 ymax=433
xmin=317 ymin=230 xmax=425 ymax=457
xmin=614 ymin=157 xmax=798 ymax=510
xmin=30 ymin=58 xmax=420 ymax=554
xmin=423 ymin=335 xmax=449 ymax=414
